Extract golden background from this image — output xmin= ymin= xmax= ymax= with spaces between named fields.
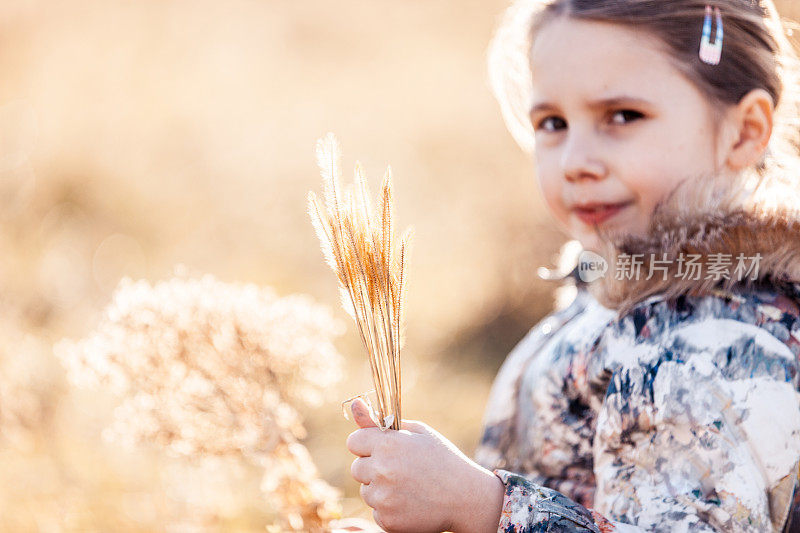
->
xmin=1 ymin=1 xmax=798 ymax=530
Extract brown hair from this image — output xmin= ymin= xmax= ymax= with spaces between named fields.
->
xmin=487 ymin=0 xmax=800 ymax=209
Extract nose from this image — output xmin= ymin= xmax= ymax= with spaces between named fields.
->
xmin=561 ymin=131 xmax=607 ymax=183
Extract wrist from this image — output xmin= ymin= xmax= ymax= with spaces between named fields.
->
xmin=451 ymin=463 xmax=505 ymax=533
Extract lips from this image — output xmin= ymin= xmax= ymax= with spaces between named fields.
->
xmin=572 ymin=201 xmax=632 ymax=225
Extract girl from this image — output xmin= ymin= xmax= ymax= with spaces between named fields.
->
xmin=345 ymin=0 xmax=800 ymax=531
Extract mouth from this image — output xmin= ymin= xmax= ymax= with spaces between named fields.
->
xmin=572 ymin=201 xmax=633 ymax=225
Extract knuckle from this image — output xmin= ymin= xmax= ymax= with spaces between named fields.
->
xmin=374 ymin=437 xmax=396 ymax=460
xmin=410 ymin=420 xmax=428 ymax=432
xmin=345 ymin=430 xmax=359 ymax=452
xmin=359 ymin=483 xmax=371 ymax=504
xmin=351 ymin=457 xmax=371 ymax=483
xmin=377 ymin=511 xmax=400 ymax=532
xmin=400 ymin=419 xmax=416 ymax=429
xmin=372 ymin=436 xmax=386 ymax=454
xmin=372 ymin=509 xmax=383 ymax=530
xmin=372 ymin=510 xmax=393 ymax=532
xmin=377 ymin=463 xmax=396 ymax=481
xmin=361 ymin=483 xmax=388 ymax=510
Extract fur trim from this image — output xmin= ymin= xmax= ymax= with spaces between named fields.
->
xmin=552 ymin=171 xmax=800 ymax=316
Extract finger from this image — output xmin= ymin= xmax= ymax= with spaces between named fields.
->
xmin=351 ymin=398 xmax=378 ymax=429
xmin=329 ymin=517 xmax=383 ymax=532
xmin=399 ymin=419 xmax=428 ymax=433
xmin=360 ymin=482 xmax=380 ymax=509
xmin=372 ymin=509 xmax=389 ymax=533
xmin=346 ymin=427 xmax=381 ymax=457
xmin=350 ymin=456 xmax=373 ymax=484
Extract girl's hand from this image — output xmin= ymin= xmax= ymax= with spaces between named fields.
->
xmin=330 ymin=516 xmax=387 ymax=532
xmin=345 ymin=398 xmax=505 ymax=533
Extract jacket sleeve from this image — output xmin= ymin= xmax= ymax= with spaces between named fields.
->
xmin=490 ymin=313 xmax=800 ymax=533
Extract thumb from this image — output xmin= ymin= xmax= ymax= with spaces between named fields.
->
xmin=351 ymin=398 xmax=378 ymax=428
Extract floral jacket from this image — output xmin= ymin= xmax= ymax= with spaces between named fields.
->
xmin=473 ymin=182 xmax=800 ymax=532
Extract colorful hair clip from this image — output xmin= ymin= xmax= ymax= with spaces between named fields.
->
xmin=699 ymin=5 xmax=723 ymax=65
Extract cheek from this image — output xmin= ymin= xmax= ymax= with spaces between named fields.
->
xmin=615 ymin=137 xmax=696 ymax=210
xmin=535 ymin=168 xmax=569 ymax=224
xmin=631 ymin=113 xmax=716 ymax=179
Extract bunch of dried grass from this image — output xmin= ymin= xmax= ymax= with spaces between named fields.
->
xmin=55 ymin=269 xmax=345 ymax=532
xmin=307 ymin=133 xmax=413 ymax=431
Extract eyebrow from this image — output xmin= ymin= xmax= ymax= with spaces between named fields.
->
xmin=528 ymin=95 xmax=655 ymax=116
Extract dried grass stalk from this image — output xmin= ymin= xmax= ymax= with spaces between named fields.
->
xmin=307 ymin=133 xmax=413 ymax=431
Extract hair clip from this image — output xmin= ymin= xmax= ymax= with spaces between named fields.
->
xmin=699 ymin=4 xmax=723 ymax=65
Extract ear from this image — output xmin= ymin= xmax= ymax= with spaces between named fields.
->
xmin=723 ymin=88 xmax=774 ymax=171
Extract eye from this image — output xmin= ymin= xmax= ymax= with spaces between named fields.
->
xmin=610 ymin=109 xmax=644 ymax=125
xmin=534 ymin=115 xmax=567 ymax=132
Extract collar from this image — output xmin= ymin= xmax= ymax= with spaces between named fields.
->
xmin=549 ymin=172 xmax=800 ymax=316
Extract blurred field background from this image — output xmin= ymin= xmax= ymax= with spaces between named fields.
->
xmin=1 ymin=0 xmax=799 ymax=531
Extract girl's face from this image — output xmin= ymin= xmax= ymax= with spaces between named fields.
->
xmin=529 ymin=17 xmax=726 ymax=253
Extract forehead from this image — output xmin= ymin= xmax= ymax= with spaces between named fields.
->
xmin=530 ymin=17 xmax=696 ymax=107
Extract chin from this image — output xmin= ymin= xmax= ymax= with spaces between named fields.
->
xmin=575 ymin=234 xmax=602 ymax=254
